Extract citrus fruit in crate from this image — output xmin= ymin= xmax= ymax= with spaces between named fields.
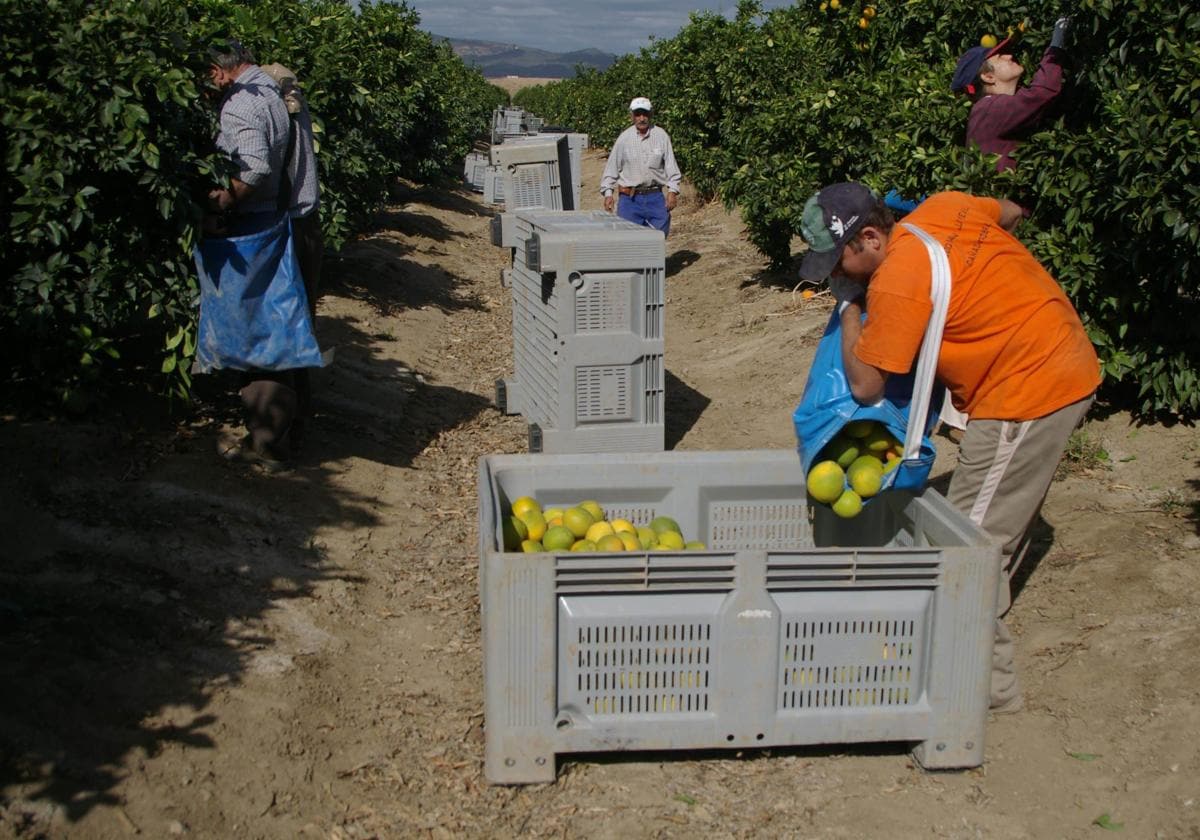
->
xmin=656 ymin=530 xmax=686 ymax=550
xmin=520 ymin=539 xmax=543 ymax=553
xmin=579 ymin=500 xmax=605 ymax=522
xmin=585 ymin=520 xmax=615 ymax=543
xmin=649 ymin=515 xmax=681 ymax=535
xmin=562 ymin=506 xmax=594 ymax=538
xmin=520 ymin=509 xmax=548 ymax=542
xmin=806 ymin=460 xmax=846 ymax=504
xmin=543 ymin=525 xmax=575 ymax=551
xmin=618 ymin=531 xmax=641 ymax=551
xmin=595 ymin=534 xmax=626 ymax=552
xmin=610 ymin=517 xmax=636 ymax=535
xmin=502 ymin=515 xmax=529 ymax=551
xmin=511 ymin=496 xmax=541 ymax=520
xmin=636 ymin=526 xmax=657 ymax=549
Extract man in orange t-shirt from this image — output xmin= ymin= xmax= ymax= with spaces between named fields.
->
xmin=799 ymin=183 xmax=1101 ymax=713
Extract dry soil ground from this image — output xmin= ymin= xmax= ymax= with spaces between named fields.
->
xmin=2 ymin=150 xmax=1199 ymax=840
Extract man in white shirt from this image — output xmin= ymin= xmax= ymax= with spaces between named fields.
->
xmin=600 ymin=97 xmax=682 ymax=235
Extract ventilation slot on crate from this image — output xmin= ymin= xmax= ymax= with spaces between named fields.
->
xmin=571 ymin=621 xmax=714 ymax=715
xmin=708 ymin=502 xmax=810 ymax=550
xmin=575 ymin=273 xmax=632 ymax=332
xmin=766 ymin=552 xmax=942 ymax=590
xmin=643 ymin=355 xmax=663 ymax=424
xmin=511 ymin=169 xmax=548 ymax=209
xmin=576 ymin=366 xmax=630 ymax=421
xmin=780 ymin=618 xmax=920 ymax=710
xmin=555 ymin=556 xmax=736 ymax=593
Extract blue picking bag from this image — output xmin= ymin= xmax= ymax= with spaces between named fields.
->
xmin=193 ymin=216 xmax=323 ymax=373
xmin=793 ymin=221 xmax=952 ymax=501
xmin=792 ymin=309 xmax=942 ymax=498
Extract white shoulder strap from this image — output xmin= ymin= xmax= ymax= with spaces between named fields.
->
xmin=897 ymin=222 xmax=951 ymax=462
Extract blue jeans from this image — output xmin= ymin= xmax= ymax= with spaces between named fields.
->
xmin=617 ymin=191 xmax=670 ymax=236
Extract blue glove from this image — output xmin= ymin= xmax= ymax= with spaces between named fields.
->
xmin=1050 ymin=16 xmax=1071 ymax=50
xmin=884 ymin=189 xmax=923 ymax=215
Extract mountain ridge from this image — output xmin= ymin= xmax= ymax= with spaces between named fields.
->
xmin=431 ymin=33 xmax=616 ymax=78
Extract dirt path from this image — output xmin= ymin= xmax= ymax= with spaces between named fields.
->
xmin=2 ymin=151 xmax=1199 ymax=840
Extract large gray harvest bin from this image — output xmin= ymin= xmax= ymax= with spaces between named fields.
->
xmin=497 ymin=210 xmax=665 ymax=453
xmin=478 ymin=449 xmax=1000 ymax=784
xmin=491 ymin=136 xmax=575 ymax=213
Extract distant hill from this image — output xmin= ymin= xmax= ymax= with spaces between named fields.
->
xmin=432 ymin=34 xmax=616 ymax=78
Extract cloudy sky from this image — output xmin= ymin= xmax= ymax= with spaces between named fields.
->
xmin=409 ymin=1 xmax=795 ymax=56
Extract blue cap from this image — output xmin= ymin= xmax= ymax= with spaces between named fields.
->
xmin=951 ymin=37 xmax=1011 ymax=95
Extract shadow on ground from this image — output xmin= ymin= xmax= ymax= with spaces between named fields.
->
xmin=665 ymin=370 xmax=711 ymax=450
xmin=0 ymin=196 xmax=492 ymax=825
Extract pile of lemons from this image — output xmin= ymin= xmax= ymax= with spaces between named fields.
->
xmin=806 ymin=419 xmax=903 ymax=519
xmin=502 ymin=497 xmax=706 ymax=553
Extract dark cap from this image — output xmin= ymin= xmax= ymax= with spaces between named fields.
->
xmin=798 ymin=182 xmax=878 ymax=282
xmin=951 ymin=37 xmax=1012 ymax=95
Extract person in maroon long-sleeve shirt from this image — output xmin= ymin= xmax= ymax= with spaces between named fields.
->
xmin=951 ymin=18 xmax=1072 ymax=172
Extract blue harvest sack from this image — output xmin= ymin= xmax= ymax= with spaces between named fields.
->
xmin=193 ymin=216 xmax=323 ymax=373
xmin=793 ymin=222 xmax=952 ymax=500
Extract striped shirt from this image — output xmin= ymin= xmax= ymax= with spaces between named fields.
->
xmin=215 ymin=65 xmax=291 ymax=215
xmin=599 ymin=124 xmax=682 ymax=195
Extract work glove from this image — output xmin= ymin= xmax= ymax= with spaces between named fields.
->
xmin=1050 ymin=16 xmax=1071 ymax=50
xmin=829 ymin=275 xmax=867 ymax=313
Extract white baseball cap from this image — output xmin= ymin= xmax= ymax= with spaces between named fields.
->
xmin=628 ymin=97 xmax=653 ymax=112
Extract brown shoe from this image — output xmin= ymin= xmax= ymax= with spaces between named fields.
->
xmin=217 ymin=432 xmax=290 ymax=473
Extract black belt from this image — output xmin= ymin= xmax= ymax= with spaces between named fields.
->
xmin=618 ymin=185 xmax=662 ymax=196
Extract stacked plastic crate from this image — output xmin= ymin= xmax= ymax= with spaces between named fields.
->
xmin=477 ymin=449 xmax=1001 ymax=783
xmin=495 ymin=210 xmax=666 ymax=454
xmin=463 ymin=150 xmax=489 ymax=193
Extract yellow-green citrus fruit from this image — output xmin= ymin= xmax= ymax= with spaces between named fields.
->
xmin=520 ymin=510 xmax=548 ymax=542
xmin=579 ymin=500 xmax=605 ymax=522
xmin=585 ymin=520 xmax=615 ymax=543
xmin=542 ymin=507 xmax=564 ymax=523
xmin=858 ymin=16 xmax=869 ymax=28
xmin=610 ymin=518 xmax=636 ymax=535
xmin=520 ymin=539 xmax=543 ymax=553
xmin=832 ymin=489 xmax=863 ymax=518
xmin=546 ymin=516 xmax=563 ymax=529
xmin=823 ymin=434 xmax=861 ymax=469
xmin=684 ymin=540 xmax=707 ymax=551
xmin=570 ymin=539 xmax=597 ymax=552
xmin=806 ymin=460 xmax=846 ymax=504
xmin=618 ymin=531 xmax=641 ymax=551
xmin=849 ymin=454 xmax=883 ymax=473
xmin=980 ymin=33 xmax=998 ymax=48
xmin=842 ymin=419 xmax=875 ymax=439
xmin=864 ymin=5 xmax=876 ymax=17
xmin=864 ymin=427 xmax=895 ymax=453
xmin=543 ymin=525 xmax=575 ymax=551
xmin=848 ymin=459 xmax=883 ymax=498
xmin=636 ymin=526 xmax=658 ymax=549
xmin=649 ymin=515 xmax=682 ymax=536
xmin=656 ymin=530 xmax=686 ymax=550
xmin=595 ymin=534 xmax=627 ymax=552
xmin=511 ymin=496 xmax=540 ymax=520
xmin=883 ymin=455 xmax=902 ymax=475
xmin=502 ymin=515 xmax=529 ymax=550
xmin=829 ymin=0 xmax=840 ymax=9
xmin=562 ymin=506 xmax=595 ymax=538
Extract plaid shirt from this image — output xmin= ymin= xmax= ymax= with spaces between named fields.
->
xmin=966 ymin=47 xmax=1065 ymax=172
xmin=216 ymin=65 xmax=291 ymax=215
xmin=600 ymin=124 xmax=682 ymax=195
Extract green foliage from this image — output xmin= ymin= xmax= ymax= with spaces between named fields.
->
xmin=513 ymin=0 xmax=1200 ymax=418
xmin=1 ymin=0 xmax=502 ymax=409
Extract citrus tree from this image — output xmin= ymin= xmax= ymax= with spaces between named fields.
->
xmin=1 ymin=0 xmax=505 ymax=410
xmin=512 ymin=0 xmax=1200 ymax=417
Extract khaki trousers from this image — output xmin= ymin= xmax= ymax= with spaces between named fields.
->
xmin=947 ymin=393 xmax=1094 ymax=706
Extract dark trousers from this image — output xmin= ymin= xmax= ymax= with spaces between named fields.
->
xmin=235 ymin=209 xmax=323 ymax=456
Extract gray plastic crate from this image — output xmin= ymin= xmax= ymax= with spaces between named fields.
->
xmin=464 ymin=151 xmax=489 ymax=193
xmin=477 ymin=449 xmax=1001 ymax=784
xmin=497 ymin=210 xmax=665 ymax=453
xmin=483 ymin=164 xmax=505 ymax=205
xmin=490 ymin=136 xmax=575 ymax=213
